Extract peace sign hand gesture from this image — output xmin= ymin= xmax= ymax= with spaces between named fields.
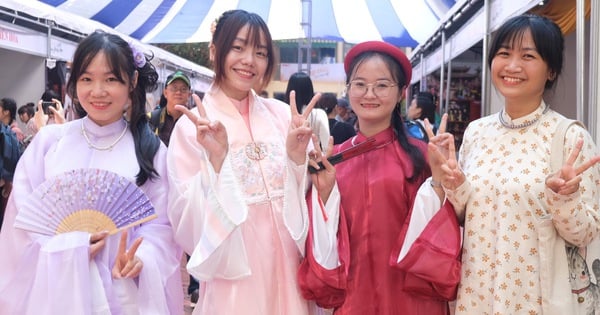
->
xmin=286 ymin=91 xmax=321 ymax=165
xmin=546 ymin=138 xmax=600 ymax=195
xmin=425 ymin=113 xmax=465 ymax=190
xmin=111 ymin=230 xmax=144 ymax=279
xmin=175 ymin=94 xmax=229 ymax=172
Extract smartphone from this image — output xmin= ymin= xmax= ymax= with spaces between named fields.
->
xmin=41 ymin=101 xmax=53 ymax=114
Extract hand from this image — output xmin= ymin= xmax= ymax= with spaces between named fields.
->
xmin=546 ymin=138 xmax=600 ymax=195
xmin=89 ymin=230 xmax=109 ymax=260
xmin=48 ymin=98 xmax=66 ymax=124
xmin=111 ymin=230 xmax=144 ymax=279
xmin=308 ymin=135 xmax=336 ymax=203
xmin=425 ymin=114 xmax=465 ymax=190
xmin=34 ymin=100 xmax=49 ymax=130
xmin=286 ymin=90 xmax=321 ymax=165
xmin=175 ymin=94 xmax=229 ymax=172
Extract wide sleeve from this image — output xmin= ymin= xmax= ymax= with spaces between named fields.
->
xmin=167 ymin=115 xmax=251 ymax=281
xmin=298 ymin=186 xmax=349 ymax=309
xmin=133 ymin=144 xmax=184 ymax=315
xmin=391 ymin=179 xmax=462 ymax=301
xmin=0 ymin=126 xmax=97 ymax=315
xmin=283 ymin=156 xmax=310 ymax=255
xmin=545 ymin=124 xmax=600 ymax=247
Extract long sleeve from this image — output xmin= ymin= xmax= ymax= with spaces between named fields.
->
xmin=545 ymin=123 xmax=600 ymax=247
xmin=392 ymin=179 xmax=461 ymax=301
xmin=0 ymin=119 xmax=183 ymax=315
xmin=167 ymin=114 xmax=250 ymax=280
xmin=298 ymin=187 xmax=349 ymax=309
xmin=444 ymin=123 xmax=474 ymax=220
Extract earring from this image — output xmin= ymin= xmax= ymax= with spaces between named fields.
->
xmin=122 ymin=104 xmax=131 ymax=122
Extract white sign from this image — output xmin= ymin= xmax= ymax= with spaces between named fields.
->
xmin=280 ymin=63 xmax=346 ymax=82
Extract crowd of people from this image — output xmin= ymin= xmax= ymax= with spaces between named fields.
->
xmin=0 ymin=10 xmax=598 ymax=315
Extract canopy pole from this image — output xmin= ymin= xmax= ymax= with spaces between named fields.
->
xmin=589 ymin=0 xmax=599 ymax=142
xmin=481 ymin=0 xmax=490 ymax=117
xmin=299 ymin=0 xmax=312 ymax=74
xmin=576 ymin=0 xmax=585 ymax=123
xmin=439 ymin=31 xmax=446 ymax=114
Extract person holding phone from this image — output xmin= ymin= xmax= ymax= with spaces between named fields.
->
xmin=32 ymin=89 xmax=66 ymax=135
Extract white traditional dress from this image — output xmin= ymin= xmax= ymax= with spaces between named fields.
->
xmin=0 ymin=117 xmax=183 ymax=315
xmin=167 ymin=85 xmax=314 ymax=315
xmin=448 ymin=102 xmax=600 ymax=314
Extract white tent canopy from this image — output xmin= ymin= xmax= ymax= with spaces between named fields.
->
xmin=1 ymin=0 xmax=214 ymax=85
xmin=37 ymin=0 xmax=457 ymax=48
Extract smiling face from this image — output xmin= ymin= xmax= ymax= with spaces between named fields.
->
xmin=347 ymin=55 xmax=403 ymax=136
xmin=211 ymin=25 xmax=269 ymax=100
xmin=490 ymin=29 xmax=552 ymax=108
xmin=76 ymin=51 xmax=133 ymax=126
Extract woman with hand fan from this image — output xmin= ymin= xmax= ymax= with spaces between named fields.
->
xmin=0 ymin=31 xmax=182 ymax=314
xmin=167 ymin=9 xmax=321 ymax=315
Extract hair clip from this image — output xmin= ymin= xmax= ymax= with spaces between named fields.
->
xmin=129 ymin=42 xmax=146 ymax=68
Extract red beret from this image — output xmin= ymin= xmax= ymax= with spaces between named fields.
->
xmin=344 ymin=41 xmax=412 ymax=86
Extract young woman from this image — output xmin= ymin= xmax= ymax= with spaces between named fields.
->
xmin=298 ymin=41 xmax=455 ymax=314
xmin=434 ymin=14 xmax=600 ymax=314
xmin=285 ymin=71 xmax=330 ymax=151
xmin=167 ymin=10 xmax=319 ymax=315
xmin=0 ymin=31 xmax=182 ymax=314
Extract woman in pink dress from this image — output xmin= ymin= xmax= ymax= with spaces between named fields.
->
xmin=167 ymin=10 xmax=320 ymax=315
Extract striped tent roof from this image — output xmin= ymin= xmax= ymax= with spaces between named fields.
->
xmin=39 ymin=0 xmax=457 ymax=47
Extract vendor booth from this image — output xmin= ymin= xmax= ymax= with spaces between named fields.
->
xmin=410 ymin=0 xmax=599 ymax=146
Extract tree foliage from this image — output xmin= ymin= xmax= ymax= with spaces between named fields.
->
xmin=155 ymin=43 xmax=212 ymax=68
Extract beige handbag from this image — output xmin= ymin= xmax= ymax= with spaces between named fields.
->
xmin=539 ymin=119 xmax=600 ymax=315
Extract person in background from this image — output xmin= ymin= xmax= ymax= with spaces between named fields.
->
xmin=0 ymin=98 xmax=24 ymax=143
xmin=435 ymin=14 xmax=600 ymax=314
xmin=149 ymin=70 xmax=190 ymax=147
xmin=0 ymin=30 xmax=183 ymax=314
xmin=18 ymin=103 xmax=35 ymax=140
xmin=298 ymin=41 xmax=454 ymax=314
xmin=147 ymin=70 xmax=198 ymax=306
xmin=285 ymin=71 xmax=330 ymax=151
xmin=334 ymin=97 xmax=356 ymax=128
xmin=405 ymin=91 xmax=437 ymax=142
xmin=316 ymin=92 xmax=355 ymax=144
xmin=32 ymin=89 xmax=66 ymax=137
xmin=167 ymin=9 xmax=321 ymax=315
xmin=0 ymin=97 xmax=24 ymax=230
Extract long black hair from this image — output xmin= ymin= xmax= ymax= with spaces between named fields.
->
xmin=284 ymin=72 xmax=315 ymax=113
xmin=66 ymin=31 xmax=160 ymax=186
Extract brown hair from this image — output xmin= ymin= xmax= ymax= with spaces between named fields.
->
xmin=211 ymin=10 xmax=275 ymax=92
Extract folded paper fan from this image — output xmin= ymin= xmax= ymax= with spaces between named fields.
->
xmin=15 ymin=168 xmax=157 ymax=235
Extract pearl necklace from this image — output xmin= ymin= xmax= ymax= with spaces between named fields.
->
xmin=498 ymin=105 xmax=550 ymax=129
xmin=81 ymin=119 xmax=128 ymax=151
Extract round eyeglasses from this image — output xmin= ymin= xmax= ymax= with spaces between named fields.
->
xmin=346 ymin=80 xmax=398 ymax=98
xmin=167 ymin=86 xmax=190 ymax=94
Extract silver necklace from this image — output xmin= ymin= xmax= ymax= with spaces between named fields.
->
xmin=498 ymin=105 xmax=550 ymax=129
xmin=81 ymin=119 xmax=128 ymax=151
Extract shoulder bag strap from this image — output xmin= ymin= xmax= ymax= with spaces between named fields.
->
xmin=550 ymin=119 xmax=585 ymax=171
